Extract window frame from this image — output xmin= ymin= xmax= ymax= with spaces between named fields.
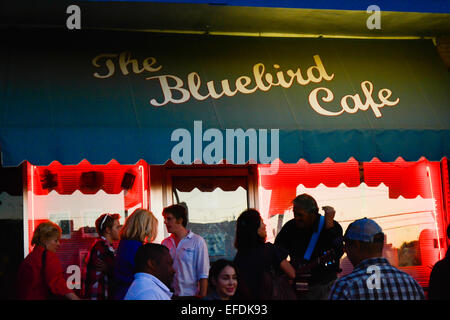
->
xmin=162 ymin=165 xmax=259 ymax=239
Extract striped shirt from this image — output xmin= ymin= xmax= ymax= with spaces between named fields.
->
xmin=329 ymin=257 xmax=425 ymax=300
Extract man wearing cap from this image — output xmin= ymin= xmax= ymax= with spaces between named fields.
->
xmin=329 ymin=218 xmax=425 ymax=300
xmin=275 ymin=193 xmax=344 ymax=300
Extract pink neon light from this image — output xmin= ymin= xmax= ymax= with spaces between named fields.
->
xmin=139 ymin=165 xmax=146 ymax=208
xmin=30 ymin=164 xmax=35 ymax=234
xmin=427 ymin=166 xmax=442 ymax=260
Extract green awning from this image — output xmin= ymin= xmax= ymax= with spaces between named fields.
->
xmin=1 ymin=30 xmax=449 ymax=166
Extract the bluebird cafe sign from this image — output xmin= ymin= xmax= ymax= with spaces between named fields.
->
xmin=88 ymin=35 xmax=414 ymax=166
xmin=92 ymin=51 xmax=399 ymax=118
xmin=90 ymin=44 xmax=400 ymax=168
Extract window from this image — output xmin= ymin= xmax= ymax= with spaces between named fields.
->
xmin=258 ymin=157 xmax=449 ymax=289
xmin=164 ymin=166 xmax=257 ymax=262
xmin=24 ymin=160 xmax=148 ymax=294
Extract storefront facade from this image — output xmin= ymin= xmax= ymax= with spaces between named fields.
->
xmin=1 ymin=1 xmax=449 ymax=298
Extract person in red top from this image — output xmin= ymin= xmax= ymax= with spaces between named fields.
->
xmin=17 ymin=221 xmax=80 ymax=300
xmin=83 ymin=213 xmax=121 ymax=300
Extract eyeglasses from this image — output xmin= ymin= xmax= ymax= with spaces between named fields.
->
xmin=100 ymin=213 xmax=112 ymax=231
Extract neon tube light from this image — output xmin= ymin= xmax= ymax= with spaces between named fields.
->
xmin=31 ymin=165 xmax=35 ymax=235
xmin=139 ymin=165 xmax=147 ymax=209
xmin=427 ymin=166 xmax=442 ymax=260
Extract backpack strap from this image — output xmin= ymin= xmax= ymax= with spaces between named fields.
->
xmin=303 ymin=215 xmax=325 ymax=262
xmin=41 ymin=248 xmax=52 ymax=295
xmin=41 ymin=248 xmax=47 ymax=279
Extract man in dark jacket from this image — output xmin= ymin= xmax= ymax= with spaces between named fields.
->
xmin=275 ymin=193 xmax=343 ymax=300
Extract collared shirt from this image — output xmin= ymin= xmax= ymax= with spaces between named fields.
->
xmin=83 ymin=237 xmax=116 ymax=300
xmin=274 ymin=216 xmax=344 ymax=285
xmin=329 ymin=257 xmax=425 ymax=300
xmin=124 ymin=273 xmax=173 ymax=300
xmin=162 ymin=230 xmax=210 ymax=296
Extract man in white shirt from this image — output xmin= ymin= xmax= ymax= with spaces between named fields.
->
xmin=162 ymin=204 xmax=210 ymax=298
xmin=124 ymin=243 xmax=175 ymax=300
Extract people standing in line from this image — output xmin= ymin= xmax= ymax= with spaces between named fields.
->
xmin=16 ymin=221 xmax=81 ymax=300
xmin=161 ymin=204 xmax=210 ymax=298
xmin=203 ymin=259 xmax=238 ymax=300
xmin=113 ymin=208 xmax=158 ymax=300
xmin=329 ymin=218 xmax=425 ymax=300
xmin=233 ymin=209 xmax=296 ymax=300
xmin=428 ymin=223 xmax=450 ymax=300
xmin=275 ymin=194 xmax=343 ymax=300
xmin=83 ymin=213 xmax=121 ymax=300
xmin=124 ymin=243 xmax=175 ymax=300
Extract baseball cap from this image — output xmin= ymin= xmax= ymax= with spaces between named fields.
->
xmin=344 ymin=218 xmax=384 ymax=243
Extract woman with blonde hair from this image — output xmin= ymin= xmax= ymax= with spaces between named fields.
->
xmin=17 ymin=221 xmax=81 ymax=300
xmin=113 ymin=208 xmax=158 ymax=300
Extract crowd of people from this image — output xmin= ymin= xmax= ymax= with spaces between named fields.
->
xmin=15 ymin=194 xmax=450 ymax=300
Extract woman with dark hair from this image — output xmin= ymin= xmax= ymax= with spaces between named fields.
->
xmin=233 ymin=209 xmax=295 ymax=300
xmin=203 ymin=259 xmax=237 ymax=300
